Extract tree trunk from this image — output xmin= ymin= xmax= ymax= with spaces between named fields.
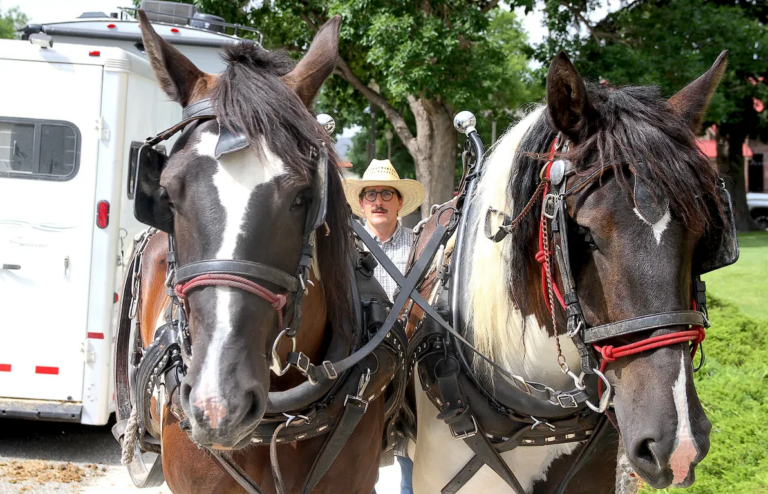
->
xmin=716 ymin=126 xmax=759 ymax=231
xmin=408 ymin=97 xmax=457 ymax=218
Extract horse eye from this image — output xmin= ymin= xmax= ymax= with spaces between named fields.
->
xmin=292 ymin=190 xmax=310 ymax=209
xmin=574 ymin=224 xmax=597 ymax=250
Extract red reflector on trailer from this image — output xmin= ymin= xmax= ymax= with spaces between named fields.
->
xmin=96 ymin=200 xmax=109 ymax=228
xmin=36 ymin=366 xmax=59 ymax=375
xmin=88 ymin=332 xmax=104 ymax=340
xmin=0 ymin=364 xmax=10 ymax=372
xmin=171 ymin=28 xmax=179 ymax=33
xmin=107 ymin=23 xmax=116 ymax=29
xmin=114 ymin=292 xmax=119 ymax=303
xmin=89 ymin=50 xmax=100 ymax=57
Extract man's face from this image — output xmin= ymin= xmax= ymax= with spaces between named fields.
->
xmin=359 ymin=186 xmax=403 ymax=230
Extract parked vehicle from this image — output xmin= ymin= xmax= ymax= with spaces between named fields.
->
xmin=0 ymin=2 xmax=260 ymax=425
xmin=747 ymin=192 xmax=768 ymax=230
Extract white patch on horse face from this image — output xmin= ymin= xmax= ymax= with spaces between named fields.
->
xmin=633 ymin=207 xmax=671 ymax=245
xmin=192 ymin=132 xmax=286 ymax=418
xmin=412 ymin=371 xmax=581 ymax=493
xmin=670 ymin=352 xmax=697 ymax=485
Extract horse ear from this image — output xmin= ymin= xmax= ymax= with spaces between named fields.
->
xmin=138 ymin=9 xmax=208 ymax=107
xmin=282 ymin=16 xmax=341 ymax=107
xmin=668 ymin=51 xmax=728 ymax=134
xmin=546 ymin=52 xmax=595 ymax=143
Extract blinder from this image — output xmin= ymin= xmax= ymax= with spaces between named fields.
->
xmin=134 ymin=144 xmax=174 ymax=233
xmin=694 ymin=182 xmax=739 ymax=274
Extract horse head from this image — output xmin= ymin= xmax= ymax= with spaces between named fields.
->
xmin=137 ymin=11 xmax=351 ymax=449
xmin=541 ymin=52 xmax=728 ymax=487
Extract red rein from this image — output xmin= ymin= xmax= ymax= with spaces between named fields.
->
xmin=175 ymin=274 xmax=288 ymax=329
xmin=535 ymin=144 xmax=706 ymax=389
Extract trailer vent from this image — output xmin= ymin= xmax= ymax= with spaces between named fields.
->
xmin=140 ymin=1 xmax=196 ymax=26
xmin=105 ymin=58 xmax=132 ymax=73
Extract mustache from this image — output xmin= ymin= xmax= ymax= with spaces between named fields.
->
xmin=372 ymin=207 xmax=388 ymax=213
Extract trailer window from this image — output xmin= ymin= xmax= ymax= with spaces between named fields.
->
xmin=0 ymin=118 xmax=80 ymax=181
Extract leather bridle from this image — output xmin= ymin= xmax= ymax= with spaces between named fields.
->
xmin=485 ymin=134 xmax=711 ymax=399
xmin=135 ymin=98 xmax=331 ymax=373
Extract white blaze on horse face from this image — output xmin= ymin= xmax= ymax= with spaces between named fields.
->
xmin=670 ymin=352 xmax=698 ymax=485
xmin=633 ymin=207 xmax=671 ymax=245
xmin=192 ymin=132 xmax=286 ymax=423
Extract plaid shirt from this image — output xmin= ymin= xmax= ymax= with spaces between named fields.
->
xmin=361 ymin=221 xmax=414 ymax=301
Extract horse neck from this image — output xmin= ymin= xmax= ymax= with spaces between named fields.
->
xmin=272 ymin=269 xmax=328 ymax=390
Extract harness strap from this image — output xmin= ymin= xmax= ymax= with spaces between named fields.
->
xmin=456 ymin=424 xmax=526 ymax=494
xmin=286 ymin=219 xmax=454 ymax=383
xmin=301 ymin=389 xmax=369 ymax=493
xmin=583 ymin=311 xmax=708 ymax=344
xmin=175 ymin=259 xmax=299 ymax=292
xmin=553 ymin=415 xmax=613 ymax=494
xmin=209 ymin=450 xmax=265 ymax=494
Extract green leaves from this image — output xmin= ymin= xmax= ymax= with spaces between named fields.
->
xmin=0 ymin=3 xmax=28 ymax=40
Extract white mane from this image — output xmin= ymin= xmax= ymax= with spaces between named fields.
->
xmin=465 ymin=107 xmax=581 ymax=385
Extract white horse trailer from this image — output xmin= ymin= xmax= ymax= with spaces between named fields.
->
xmin=0 ymin=5 xmax=259 ymax=425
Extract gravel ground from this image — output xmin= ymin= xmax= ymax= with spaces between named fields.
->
xmin=0 ymin=418 xmax=171 ymax=494
xmin=0 ymin=418 xmax=400 ymax=493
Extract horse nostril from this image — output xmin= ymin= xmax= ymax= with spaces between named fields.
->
xmin=634 ymin=438 xmax=660 ymax=469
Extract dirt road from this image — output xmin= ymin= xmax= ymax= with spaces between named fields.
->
xmin=0 ymin=418 xmax=400 ymax=493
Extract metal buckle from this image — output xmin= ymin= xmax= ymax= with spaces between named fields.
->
xmin=344 ymin=369 xmax=370 ymax=412
xmin=295 ymin=352 xmax=311 ymax=375
xmin=585 ymin=368 xmax=612 ymax=413
xmin=556 ymin=393 xmax=579 ymax=409
xmin=542 ymin=194 xmax=560 ymax=219
xmin=531 ymin=416 xmax=557 ymax=431
xmin=270 ymin=329 xmax=296 ymax=377
xmin=450 ymin=415 xmax=478 ymax=440
xmin=322 ymin=361 xmax=338 ymax=380
xmin=343 ymin=395 xmax=369 ymax=413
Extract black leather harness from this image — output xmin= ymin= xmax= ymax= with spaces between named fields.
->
xmin=113 ymin=99 xmax=410 ymax=493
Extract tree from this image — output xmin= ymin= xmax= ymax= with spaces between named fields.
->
xmin=525 ymin=0 xmax=768 ymax=230
xmin=0 ymin=3 xmax=28 ymax=39
xmin=344 ymin=10 xmax=542 ymax=183
xmin=177 ymin=1 xmax=538 ymax=217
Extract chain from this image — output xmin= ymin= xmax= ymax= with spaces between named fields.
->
xmin=541 ymin=194 xmax=568 ymax=372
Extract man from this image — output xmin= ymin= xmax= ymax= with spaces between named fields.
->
xmin=343 ymin=158 xmax=425 ymax=494
xmin=343 ymin=159 xmax=426 ymax=301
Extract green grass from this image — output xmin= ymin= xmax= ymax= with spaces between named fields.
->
xmin=702 ymin=232 xmax=768 ymax=320
xmin=642 ymin=232 xmax=768 ymax=493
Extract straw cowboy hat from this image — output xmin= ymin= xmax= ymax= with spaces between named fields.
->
xmin=343 ymin=159 xmax=426 ymax=218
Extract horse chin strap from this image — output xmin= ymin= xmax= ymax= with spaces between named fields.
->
xmin=486 ymin=133 xmax=710 ymax=410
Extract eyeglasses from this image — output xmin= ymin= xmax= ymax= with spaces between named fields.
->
xmin=361 ymin=189 xmax=397 ymax=202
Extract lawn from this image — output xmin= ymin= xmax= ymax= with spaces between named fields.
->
xmin=642 ymin=231 xmax=768 ymax=494
xmin=702 ymin=231 xmax=768 ymax=320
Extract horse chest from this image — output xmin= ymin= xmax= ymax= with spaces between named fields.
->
xmin=412 ymin=371 xmax=582 ymax=494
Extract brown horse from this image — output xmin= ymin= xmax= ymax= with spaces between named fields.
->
xmin=119 ymin=12 xmax=388 ymax=494
xmin=403 ymin=52 xmax=733 ymax=493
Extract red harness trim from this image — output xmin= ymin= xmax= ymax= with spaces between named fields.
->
xmin=536 ymin=139 xmax=706 ymax=381
xmin=175 ymin=274 xmax=288 ymax=330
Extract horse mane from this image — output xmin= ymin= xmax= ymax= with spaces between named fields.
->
xmin=468 ymin=83 xmax=722 ymax=375
xmin=214 ymin=42 xmax=354 ymax=338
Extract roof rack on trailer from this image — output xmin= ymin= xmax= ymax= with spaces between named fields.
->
xmin=118 ymin=6 xmax=263 ymax=45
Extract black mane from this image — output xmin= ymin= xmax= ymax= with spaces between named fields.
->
xmin=215 ymin=42 xmax=354 ymax=337
xmin=506 ymin=84 xmax=721 ymax=312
